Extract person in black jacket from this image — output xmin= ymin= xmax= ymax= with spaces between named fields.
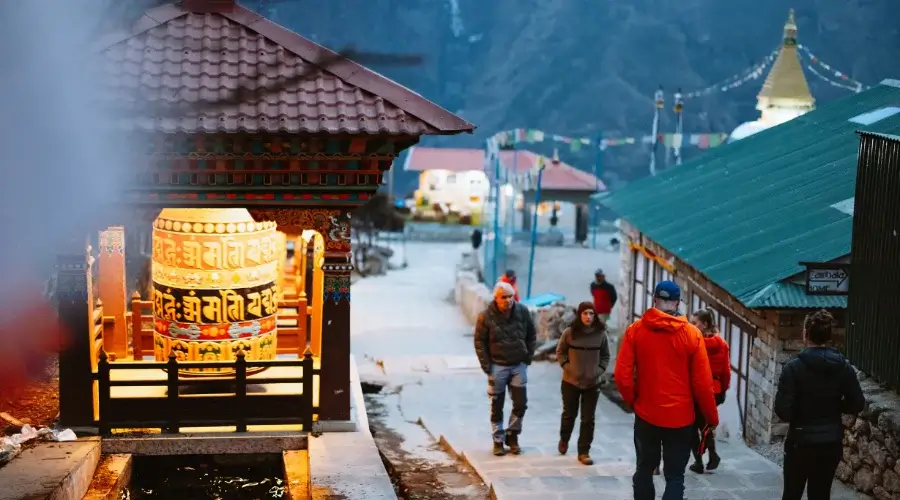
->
xmin=774 ymin=309 xmax=865 ymax=500
xmin=474 ymin=281 xmax=537 ymax=456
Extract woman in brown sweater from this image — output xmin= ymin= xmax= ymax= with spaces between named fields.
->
xmin=556 ymin=302 xmax=611 ymax=465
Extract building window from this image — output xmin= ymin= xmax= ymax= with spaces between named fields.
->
xmin=632 ymin=251 xmax=647 ymax=320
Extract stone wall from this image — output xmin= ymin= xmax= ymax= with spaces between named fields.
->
xmin=616 ymin=222 xmax=639 ymax=331
xmin=747 ymin=315 xmax=785 ymax=444
xmin=454 ymin=251 xmax=574 ymax=342
xmin=836 ymin=371 xmax=900 ymax=499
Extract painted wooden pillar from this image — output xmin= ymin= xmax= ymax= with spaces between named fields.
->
xmin=97 ymin=227 xmax=128 ymax=358
xmin=56 ymin=244 xmax=95 ymax=428
xmin=318 ymin=255 xmax=352 ymax=421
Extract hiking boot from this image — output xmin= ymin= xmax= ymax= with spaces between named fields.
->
xmin=706 ymin=452 xmax=721 ymax=471
xmin=689 ymin=460 xmax=704 ymax=474
xmin=505 ymin=433 xmax=521 ymax=455
xmin=492 ymin=442 xmax=507 ymax=456
xmin=557 ymin=440 xmax=569 ymax=455
xmin=577 ymin=454 xmax=594 ymax=465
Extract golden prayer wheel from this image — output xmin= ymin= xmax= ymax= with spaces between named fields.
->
xmin=150 ymin=208 xmax=279 ymax=376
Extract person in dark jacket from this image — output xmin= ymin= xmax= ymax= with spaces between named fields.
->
xmin=474 ymin=281 xmax=537 ymax=456
xmin=590 ymin=269 xmax=617 ymax=321
xmin=774 ymin=309 xmax=865 ymax=500
xmin=471 ymin=228 xmax=483 ymax=250
xmin=556 ymin=301 xmax=611 ymax=465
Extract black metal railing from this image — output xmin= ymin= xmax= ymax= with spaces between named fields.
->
xmin=94 ymin=350 xmax=318 ymax=435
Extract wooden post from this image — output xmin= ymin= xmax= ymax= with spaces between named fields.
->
xmin=97 ymin=226 xmax=128 ymax=358
xmin=131 ymin=291 xmax=144 ymax=360
xmin=303 ymin=231 xmax=325 ymax=358
xmin=56 ymin=244 xmax=95 ymax=428
xmin=97 ymin=350 xmax=111 ymax=436
xmin=301 ymin=348 xmax=315 ymax=430
xmin=318 ymin=255 xmax=351 ymax=421
xmin=165 ymin=352 xmax=179 ymax=434
xmin=275 ymin=231 xmax=287 ymax=302
xmin=234 ymin=350 xmax=247 ymax=433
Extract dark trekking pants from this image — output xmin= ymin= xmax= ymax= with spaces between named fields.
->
xmin=692 ymin=393 xmax=726 ymax=463
xmin=559 ymin=381 xmax=600 ymax=454
xmin=782 ymin=440 xmax=842 ymax=500
xmin=633 ymin=415 xmax=693 ymax=500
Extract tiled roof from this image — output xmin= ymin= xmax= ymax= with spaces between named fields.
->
xmin=598 ymin=80 xmax=900 ymax=308
xmin=95 ymin=3 xmax=474 ymax=135
xmin=404 ymin=147 xmax=606 ymax=192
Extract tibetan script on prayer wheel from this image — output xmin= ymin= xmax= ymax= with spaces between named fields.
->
xmin=151 ymin=208 xmax=280 ymax=376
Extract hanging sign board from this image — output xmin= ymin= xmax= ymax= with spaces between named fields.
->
xmin=801 ymin=262 xmax=850 ymax=295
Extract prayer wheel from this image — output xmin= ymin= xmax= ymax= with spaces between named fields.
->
xmin=150 ymin=208 xmax=279 ymax=375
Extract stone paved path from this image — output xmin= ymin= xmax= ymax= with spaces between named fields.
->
xmin=352 ymin=242 xmax=867 ymax=500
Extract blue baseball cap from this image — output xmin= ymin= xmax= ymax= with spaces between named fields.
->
xmin=654 ymin=280 xmax=681 ymax=301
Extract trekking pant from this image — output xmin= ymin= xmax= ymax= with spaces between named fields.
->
xmin=488 ymin=363 xmax=528 ymax=443
xmin=691 ymin=404 xmax=718 ymax=463
xmin=559 ymin=381 xmax=600 ymax=454
xmin=633 ymin=415 xmax=693 ymax=500
xmin=782 ymin=440 xmax=842 ymax=500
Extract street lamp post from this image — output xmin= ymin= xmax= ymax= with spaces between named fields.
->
xmin=525 ymin=152 xmax=552 ymax=300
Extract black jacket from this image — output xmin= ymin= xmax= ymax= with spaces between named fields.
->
xmin=774 ymin=346 xmax=865 ymax=444
xmin=474 ymin=302 xmax=537 ymax=374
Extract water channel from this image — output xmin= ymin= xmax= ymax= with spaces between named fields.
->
xmin=123 ymin=454 xmax=286 ymax=499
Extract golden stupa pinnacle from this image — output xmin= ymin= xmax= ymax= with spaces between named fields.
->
xmin=756 ymin=8 xmax=814 ymax=110
xmin=783 ymin=9 xmax=798 ymax=44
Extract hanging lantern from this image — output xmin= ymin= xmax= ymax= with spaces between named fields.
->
xmin=150 ymin=208 xmax=280 ymax=376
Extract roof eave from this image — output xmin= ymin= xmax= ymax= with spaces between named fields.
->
xmin=94 ymin=2 xmax=475 ymax=135
xmin=221 ymin=5 xmax=474 ymax=135
xmin=92 ymin=3 xmax=188 ymax=53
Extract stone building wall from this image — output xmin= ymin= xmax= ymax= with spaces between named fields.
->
xmin=616 ymin=221 xmax=784 ymax=445
xmin=836 ymin=372 xmax=900 ymax=499
xmin=616 ymin=221 xmax=639 ymax=331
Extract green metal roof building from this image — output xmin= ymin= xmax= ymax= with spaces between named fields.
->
xmin=598 ymin=79 xmax=900 ymax=310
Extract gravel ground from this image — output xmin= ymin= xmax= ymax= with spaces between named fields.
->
xmin=752 ymin=441 xmax=785 ymax=467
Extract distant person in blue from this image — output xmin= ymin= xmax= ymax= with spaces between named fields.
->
xmin=775 ymin=309 xmax=864 ymax=500
xmin=474 ymin=281 xmax=537 ymax=456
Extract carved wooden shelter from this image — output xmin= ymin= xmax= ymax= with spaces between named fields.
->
xmin=56 ymin=0 xmax=472 ymax=429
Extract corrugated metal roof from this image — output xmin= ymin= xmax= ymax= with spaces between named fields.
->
xmin=95 ymin=3 xmax=474 ymax=135
xmin=599 ymin=81 xmax=900 ymax=307
xmin=744 ymin=281 xmax=847 ymax=309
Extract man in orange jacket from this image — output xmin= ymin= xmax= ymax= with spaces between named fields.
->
xmin=614 ymin=280 xmax=718 ymax=500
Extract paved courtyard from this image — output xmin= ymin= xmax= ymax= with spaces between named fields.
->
xmin=352 ymin=242 xmax=867 ymax=500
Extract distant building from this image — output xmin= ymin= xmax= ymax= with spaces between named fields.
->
xmin=404 ymin=147 xmax=605 ymax=237
xmin=403 ymin=147 xmax=491 ymax=216
xmin=730 ymin=10 xmax=816 ymax=142
xmin=598 ymin=79 xmax=900 ymax=446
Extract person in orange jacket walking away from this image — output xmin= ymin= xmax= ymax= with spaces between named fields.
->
xmin=614 ymin=280 xmax=719 ymax=500
xmin=498 ymin=270 xmax=519 ymax=301
xmin=688 ymin=308 xmax=730 ymax=474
